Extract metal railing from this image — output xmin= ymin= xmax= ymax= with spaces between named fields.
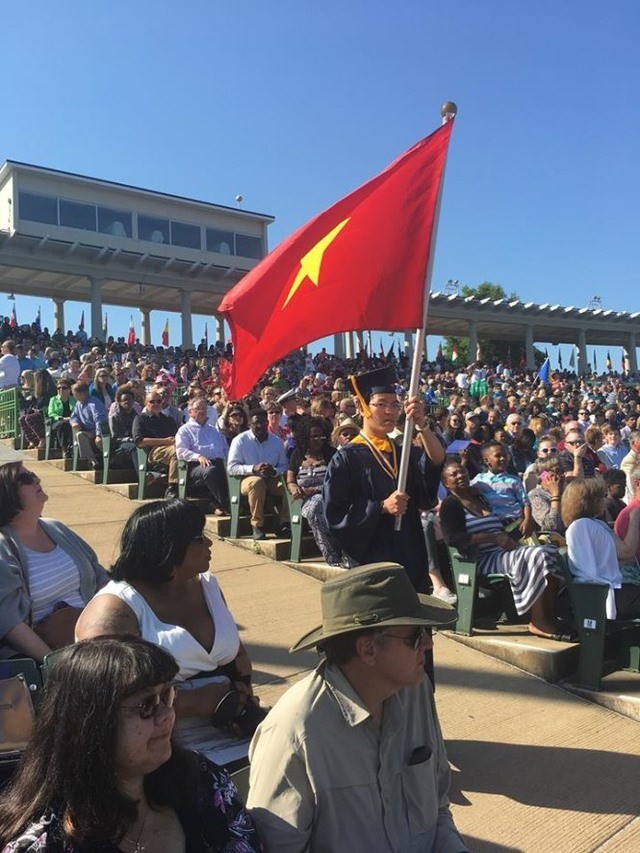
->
xmin=0 ymin=387 xmax=19 ymax=441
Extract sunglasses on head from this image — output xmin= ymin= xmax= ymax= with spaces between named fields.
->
xmin=120 ymin=684 xmax=176 ymax=720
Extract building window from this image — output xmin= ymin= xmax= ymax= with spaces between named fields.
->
xmin=59 ymin=199 xmax=97 ymax=231
xmin=206 ymin=228 xmax=234 ymax=254
xmin=235 ymin=233 xmax=263 ymax=259
xmin=170 ymin=220 xmax=201 ymax=249
xmin=98 ymin=206 xmax=132 ymax=238
xmin=18 ymin=191 xmax=58 ymax=225
xmin=138 ymin=215 xmax=169 ymax=244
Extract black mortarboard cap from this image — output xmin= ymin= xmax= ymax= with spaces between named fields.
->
xmin=350 ymin=366 xmax=397 ymax=402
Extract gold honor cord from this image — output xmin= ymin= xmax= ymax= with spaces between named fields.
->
xmin=355 ymin=431 xmax=399 ymax=481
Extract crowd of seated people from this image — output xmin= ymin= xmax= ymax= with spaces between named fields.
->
xmin=4 ymin=325 xmax=640 ymax=618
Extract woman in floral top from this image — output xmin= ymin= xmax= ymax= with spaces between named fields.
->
xmin=0 ymin=638 xmax=262 ymax=853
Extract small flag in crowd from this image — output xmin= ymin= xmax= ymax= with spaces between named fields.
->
xmin=436 ymin=342 xmax=443 ymax=361
xmin=102 ymin=313 xmax=108 ymax=338
xmin=127 ymin=316 xmax=136 ymax=347
xmin=622 ymin=349 xmax=628 ymax=374
xmin=451 ymin=342 xmax=458 ymax=362
xmin=204 ymin=322 xmax=209 ymax=349
xmin=537 ymin=357 xmax=550 ymax=384
xmin=9 ymin=305 xmax=17 ymax=328
xmin=606 ymin=351 xmax=612 ymax=371
xmin=568 ymin=348 xmax=575 ymax=369
xmin=558 ymin=347 xmax=563 ymax=369
xmin=35 ymin=307 xmax=41 ymax=329
xmin=79 ymin=310 xmax=85 ymax=331
xmin=476 ymin=341 xmax=482 ymax=362
xmin=162 ymin=319 xmax=169 ymax=347
xmin=593 ymin=349 xmax=597 ymax=372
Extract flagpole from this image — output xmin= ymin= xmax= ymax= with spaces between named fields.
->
xmin=395 ymin=101 xmax=457 ymax=531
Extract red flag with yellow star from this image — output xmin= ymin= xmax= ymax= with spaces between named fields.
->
xmin=218 ymin=120 xmax=454 ymax=397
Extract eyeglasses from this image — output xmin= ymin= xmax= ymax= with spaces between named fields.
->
xmin=370 ymin=402 xmax=402 ymax=412
xmin=539 ymin=447 xmax=558 ymax=454
xmin=16 ymin=471 xmax=40 ymax=486
xmin=566 ymin=439 xmax=585 ymax=446
xmin=383 ymin=626 xmax=432 ymax=650
xmin=121 ymin=684 xmax=176 ymax=720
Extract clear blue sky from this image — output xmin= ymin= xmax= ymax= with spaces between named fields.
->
xmin=2 ymin=0 xmax=639 ymax=369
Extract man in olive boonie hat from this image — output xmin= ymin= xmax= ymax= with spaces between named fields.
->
xmin=247 ymin=563 xmax=467 ymax=853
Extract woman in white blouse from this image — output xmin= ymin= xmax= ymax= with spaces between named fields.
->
xmin=561 ymin=478 xmax=640 ymax=619
xmin=76 ymin=499 xmax=260 ymax=767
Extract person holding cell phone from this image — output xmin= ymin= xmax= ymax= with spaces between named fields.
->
xmin=227 ymin=409 xmax=289 ymax=541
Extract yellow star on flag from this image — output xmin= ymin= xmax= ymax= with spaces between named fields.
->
xmin=282 ymin=218 xmax=350 ymax=309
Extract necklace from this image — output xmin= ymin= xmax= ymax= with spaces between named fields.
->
xmin=357 ymin=431 xmax=398 ymax=481
xmin=123 ymin=804 xmax=149 ymax=853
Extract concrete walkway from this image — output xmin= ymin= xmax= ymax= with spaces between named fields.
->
xmin=9 ymin=455 xmax=640 ymax=852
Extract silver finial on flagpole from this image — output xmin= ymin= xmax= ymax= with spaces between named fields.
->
xmin=441 ymin=101 xmax=458 ymax=124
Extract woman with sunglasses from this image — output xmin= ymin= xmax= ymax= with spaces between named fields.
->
xmin=76 ymin=499 xmax=261 ymax=768
xmin=90 ymin=367 xmax=116 ymax=408
xmin=219 ymin=404 xmax=249 ymax=447
xmin=0 ymin=637 xmax=263 ymax=852
xmin=286 ymin=417 xmax=344 ymax=566
xmin=47 ymin=379 xmax=76 ymax=458
xmin=523 ymin=436 xmax=558 ymax=491
xmin=440 ymin=460 xmax=568 ymax=641
xmin=0 ymin=463 xmax=108 ymax=661
xmin=528 ymin=456 xmax=567 ymax=535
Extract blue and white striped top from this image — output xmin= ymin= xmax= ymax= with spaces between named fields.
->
xmin=24 ymin=545 xmax=85 ymax=623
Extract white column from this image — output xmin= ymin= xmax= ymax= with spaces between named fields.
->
xmin=89 ymin=277 xmax=103 ymax=342
xmin=629 ymin=333 xmax=638 ymax=374
xmin=468 ymin=320 xmax=478 ymax=365
xmin=140 ymin=309 xmax=151 ymax=347
xmin=181 ymin=290 xmax=193 ymax=349
xmin=345 ymin=332 xmax=354 ymax=360
xmin=215 ymin=314 xmax=225 ymax=345
xmin=333 ymin=333 xmax=345 ymax=358
xmin=53 ymin=299 xmax=65 ymax=334
xmin=578 ymin=328 xmax=588 ymax=375
xmin=525 ymin=325 xmax=535 ymax=370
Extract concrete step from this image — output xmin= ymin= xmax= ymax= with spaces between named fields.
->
xmin=205 ymin=513 xmax=284 ymax=539
xmin=445 ymin=624 xmax=580 ymax=684
xmin=562 ymin=669 xmax=640 ymax=722
xmin=218 ymin=533 xmax=320 ymax=561
xmin=47 ymin=458 xmax=73 ymax=472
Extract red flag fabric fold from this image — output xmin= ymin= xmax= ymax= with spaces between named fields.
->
xmin=219 ymin=121 xmax=454 ymax=397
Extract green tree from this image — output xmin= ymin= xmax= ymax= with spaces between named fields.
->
xmin=442 ymin=282 xmax=544 ymax=367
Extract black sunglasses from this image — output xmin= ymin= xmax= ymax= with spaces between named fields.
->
xmin=383 ymin=626 xmax=432 ymax=650
xmin=17 ymin=471 xmax=40 ymax=486
xmin=120 ymin=684 xmax=176 ymax=720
